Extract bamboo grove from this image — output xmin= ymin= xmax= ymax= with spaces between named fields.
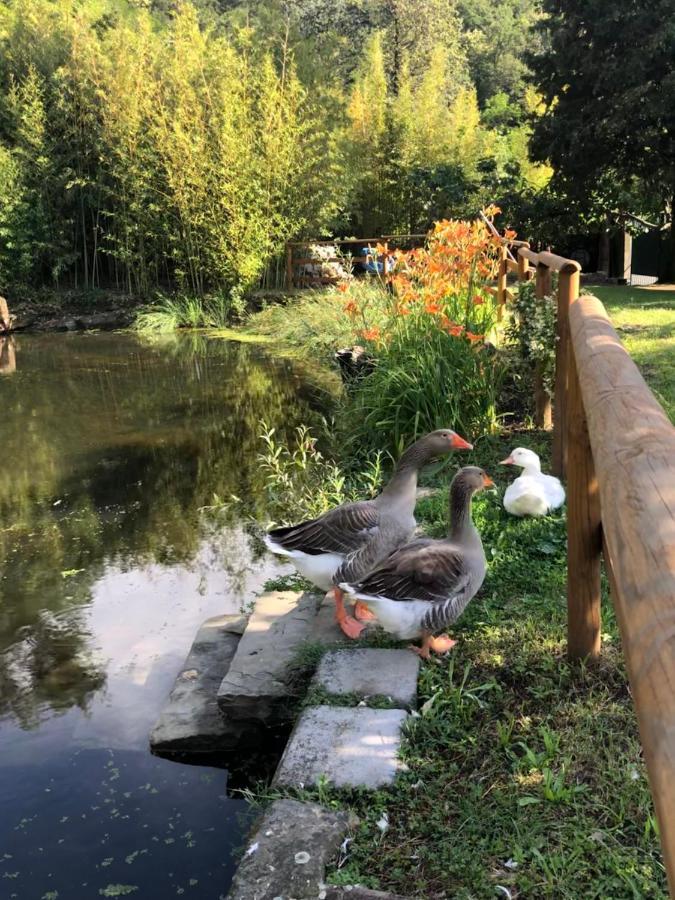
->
xmin=0 ymin=0 xmax=549 ymax=300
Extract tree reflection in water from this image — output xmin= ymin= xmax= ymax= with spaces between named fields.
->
xmin=0 ymin=331 xmax=337 ymax=728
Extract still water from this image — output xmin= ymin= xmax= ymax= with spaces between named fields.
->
xmin=0 ymin=331 xmax=335 ymax=899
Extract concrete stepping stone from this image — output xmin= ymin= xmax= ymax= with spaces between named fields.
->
xmin=313 ymin=649 xmax=420 ymax=709
xmin=325 ymin=889 xmax=412 ymax=900
xmin=150 ymin=613 xmax=247 ymax=754
xmin=217 ymin=590 xmax=321 ymax=725
xmin=273 ymin=705 xmax=408 ymax=790
xmin=227 ymin=798 xmax=350 ymax=900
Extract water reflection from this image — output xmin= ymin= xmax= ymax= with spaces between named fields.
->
xmin=0 ymin=330 xmax=335 ymax=898
xmin=0 ymin=334 xmax=16 ymax=374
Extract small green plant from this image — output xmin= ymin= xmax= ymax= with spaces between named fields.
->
xmin=506 ymin=278 xmax=558 ymax=397
xmin=258 ymin=420 xmax=384 ymax=523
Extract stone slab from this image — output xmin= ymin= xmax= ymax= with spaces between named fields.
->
xmin=217 ymin=591 xmax=319 ymax=724
xmin=227 ymin=799 xmax=350 ymax=900
xmin=313 ymin=649 xmax=420 ymax=709
xmin=149 ymin=613 xmax=247 ymax=754
xmin=325 ymin=889 xmax=412 ymax=900
xmin=273 ymin=705 xmax=408 ymax=790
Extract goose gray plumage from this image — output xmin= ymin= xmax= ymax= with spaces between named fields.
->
xmin=264 ymin=429 xmax=473 ymax=638
xmin=339 ymin=466 xmax=492 ymax=657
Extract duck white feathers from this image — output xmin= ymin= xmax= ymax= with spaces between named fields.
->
xmin=500 ymin=447 xmax=565 ymax=517
xmin=265 ymin=429 xmax=473 ymax=638
xmin=340 ymin=466 xmax=492 ymax=658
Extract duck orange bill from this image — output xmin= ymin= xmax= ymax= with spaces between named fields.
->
xmin=452 ymin=434 xmax=473 ymax=450
xmin=483 ymin=474 xmax=495 ymax=487
xmin=499 ymin=456 xmax=514 ymax=465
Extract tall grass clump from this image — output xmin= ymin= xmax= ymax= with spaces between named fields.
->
xmin=134 ymin=292 xmax=241 ymax=332
xmin=245 ymin=282 xmax=390 ymax=360
xmin=339 ymin=212 xmax=507 ymax=455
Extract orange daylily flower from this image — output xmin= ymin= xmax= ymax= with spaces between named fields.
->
xmin=344 ymin=300 xmax=358 ymax=316
xmin=360 ymin=327 xmax=381 ymax=341
xmin=336 ymin=282 xmax=349 ymax=293
xmin=424 ymin=301 xmax=441 ymax=315
xmin=466 ymin=331 xmax=484 ymax=343
xmin=472 ymin=295 xmax=484 ymax=306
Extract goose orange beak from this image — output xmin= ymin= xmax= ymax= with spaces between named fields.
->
xmin=482 ymin=474 xmax=495 ymax=487
xmin=499 ymin=455 xmax=514 ymax=465
xmin=451 ymin=434 xmax=473 ymax=450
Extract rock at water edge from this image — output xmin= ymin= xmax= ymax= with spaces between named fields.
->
xmin=273 ymin=705 xmax=408 ymax=790
xmin=227 ymin=798 xmax=350 ymax=900
xmin=150 ymin=613 xmax=247 ymax=754
xmin=217 ymin=591 xmax=318 ymax=724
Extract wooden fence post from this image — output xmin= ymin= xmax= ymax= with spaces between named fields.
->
xmin=517 ymin=250 xmax=530 ymax=282
xmin=566 ymin=337 xmax=602 ymax=660
xmin=285 ymin=243 xmax=293 ymax=291
xmin=534 ymin=262 xmax=552 ymax=430
xmin=496 ymin=244 xmax=508 ymax=321
xmin=552 ymin=265 xmax=580 ymax=477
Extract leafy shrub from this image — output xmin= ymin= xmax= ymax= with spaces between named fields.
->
xmin=506 ymin=278 xmax=558 ymax=397
xmin=339 ymin=214 xmax=506 ymax=454
xmin=258 ymin=421 xmax=384 ymax=523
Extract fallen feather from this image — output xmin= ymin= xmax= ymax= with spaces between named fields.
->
xmin=496 ymin=886 xmax=512 ymax=899
xmin=245 ymin=842 xmax=259 ymax=857
xmin=376 ymin=813 xmax=389 ymax=835
xmin=504 ymin=858 xmax=519 ymax=870
xmin=339 ymin=837 xmax=352 ymax=854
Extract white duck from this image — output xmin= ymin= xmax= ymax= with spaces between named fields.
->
xmin=500 ymin=447 xmax=565 ymax=517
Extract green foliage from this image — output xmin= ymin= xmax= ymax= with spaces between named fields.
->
xmin=258 ymin=421 xmax=385 ymax=523
xmin=134 ymin=293 xmax=241 ymax=332
xmin=530 ymin=0 xmax=675 ymax=277
xmin=343 ymin=315 xmax=503 ymax=455
xmin=506 ymin=278 xmax=557 ymax=396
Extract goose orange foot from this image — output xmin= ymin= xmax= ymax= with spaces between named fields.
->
xmin=409 ymin=633 xmax=457 ymax=659
xmin=330 ymin=588 xmax=366 ymax=639
xmin=354 ymin=601 xmax=376 ymax=622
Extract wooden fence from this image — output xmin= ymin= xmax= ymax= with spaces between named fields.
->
xmin=508 ymin=242 xmax=675 ymax=894
xmin=285 ymin=235 xmax=426 ymax=289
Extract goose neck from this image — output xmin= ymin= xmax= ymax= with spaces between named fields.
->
xmin=449 ymin=479 xmax=475 ymax=540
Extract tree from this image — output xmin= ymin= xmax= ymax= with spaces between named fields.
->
xmin=530 ymin=0 xmax=675 ymax=279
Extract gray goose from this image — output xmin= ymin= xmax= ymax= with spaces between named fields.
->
xmin=264 ymin=429 xmax=473 ymax=638
xmin=339 ymin=466 xmax=492 ymax=657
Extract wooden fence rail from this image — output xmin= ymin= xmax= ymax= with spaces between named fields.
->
xmin=566 ymin=293 xmax=675 ymax=894
xmin=506 ymin=241 xmax=675 ymax=890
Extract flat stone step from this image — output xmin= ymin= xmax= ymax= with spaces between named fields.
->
xmin=325 ymin=889 xmax=412 ymax=900
xmin=273 ymin=705 xmax=408 ymax=790
xmin=313 ymin=649 xmax=420 ymax=709
xmin=150 ymin=613 xmax=247 ymax=754
xmin=227 ymin=798 xmax=350 ymax=900
xmin=217 ymin=591 xmax=323 ymax=725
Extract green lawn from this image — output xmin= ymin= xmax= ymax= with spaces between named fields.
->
xmin=590 ymin=284 xmax=675 ymax=421
xmin=251 ymin=282 xmax=674 ymax=898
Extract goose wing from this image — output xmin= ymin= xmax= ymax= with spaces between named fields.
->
xmin=351 ymin=538 xmax=471 ymax=605
xmin=267 ymin=500 xmax=380 ymax=556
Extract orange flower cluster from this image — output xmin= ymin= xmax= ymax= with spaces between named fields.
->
xmin=335 ymin=209 xmax=511 ymax=347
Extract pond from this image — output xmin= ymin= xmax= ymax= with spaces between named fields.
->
xmin=0 ymin=330 xmax=335 ymax=899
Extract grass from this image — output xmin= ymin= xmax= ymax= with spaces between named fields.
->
xmin=590 ymin=284 xmax=675 ymax=421
xmin=243 ymin=282 xmax=674 ymax=897
xmin=252 ymin=432 xmax=668 ymax=897
xmin=134 ymin=292 xmax=239 ymax=332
